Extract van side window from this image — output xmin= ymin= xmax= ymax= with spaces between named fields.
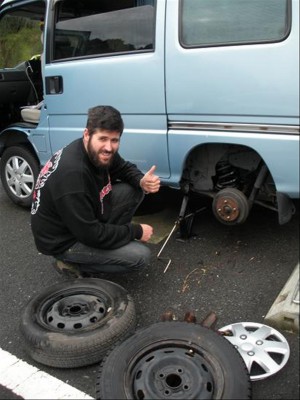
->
xmin=53 ymin=0 xmax=155 ymax=61
xmin=180 ymin=0 xmax=290 ymax=48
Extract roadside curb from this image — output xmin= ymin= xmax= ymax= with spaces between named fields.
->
xmin=264 ymin=263 xmax=299 ymax=333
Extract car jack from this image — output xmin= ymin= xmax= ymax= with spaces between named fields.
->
xmin=157 ymin=193 xmax=206 ymax=273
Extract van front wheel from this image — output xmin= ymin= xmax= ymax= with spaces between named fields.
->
xmin=0 ymin=146 xmax=40 ymax=208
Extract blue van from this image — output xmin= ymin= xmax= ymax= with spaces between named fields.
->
xmin=0 ymin=0 xmax=299 ymax=225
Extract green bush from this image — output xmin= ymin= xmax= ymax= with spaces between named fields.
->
xmin=0 ymin=16 xmax=42 ymax=67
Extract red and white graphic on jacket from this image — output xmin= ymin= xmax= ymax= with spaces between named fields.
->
xmin=99 ymin=175 xmax=112 ymax=214
xmin=31 ymin=149 xmax=63 ymax=215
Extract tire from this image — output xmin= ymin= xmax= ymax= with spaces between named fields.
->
xmin=0 ymin=146 xmax=40 ymax=208
xmin=212 ymin=188 xmax=249 ymax=225
xmin=20 ymin=278 xmax=136 ymax=368
xmin=96 ymin=321 xmax=251 ymax=399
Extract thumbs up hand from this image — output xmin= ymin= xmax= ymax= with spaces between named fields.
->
xmin=140 ymin=165 xmax=161 ymax=193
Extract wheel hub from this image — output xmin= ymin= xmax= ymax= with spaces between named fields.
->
xmin=215 ymin=197 xmax=240 ymax=222
xmin=212 ymin=188 xmax=250 ymax=225
xmin=130 ymin=346 xmax=214 ymax=399
xmin=61 ymin=302 xmax=89 ymax=317
xmin=45 ymin=294 xmax=107 ymax=331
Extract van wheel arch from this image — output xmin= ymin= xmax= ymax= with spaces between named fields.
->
xmin=180 ymin=143 xmax=265 ymax=190
xmin=180 ymin=143 xmax=280 ymax=224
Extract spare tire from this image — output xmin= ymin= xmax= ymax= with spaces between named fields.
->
xmin=20 ymin=278 xmax=136 ymax=368
xmin=96 ymin=321 xmax=251 ymax=399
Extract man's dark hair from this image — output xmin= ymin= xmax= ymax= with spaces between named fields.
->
xmin=86 ymin=105 xmax=124 ymax=135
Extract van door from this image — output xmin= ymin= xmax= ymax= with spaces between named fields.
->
xmin=44 ymin=0 xmax=169 ymax=177
xmin=165 ymin=0 xmax=299 ymax=184
xmin=166 ymin=0 xmax=298 ymax=124
xmin=0 ymin=0 xmax=45 ymax=130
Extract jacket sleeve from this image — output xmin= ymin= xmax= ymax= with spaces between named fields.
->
xmin=110 ymin=153 xmax=144 ymax=186
xmin=55 ymin=192 xmax=142 ymax=249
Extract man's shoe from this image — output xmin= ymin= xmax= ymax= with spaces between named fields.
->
xmin=52 ymin=260 xmax=83 ymax=278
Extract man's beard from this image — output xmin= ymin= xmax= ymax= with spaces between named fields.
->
xmin=87 ymin=139 xmax=115 ymax=168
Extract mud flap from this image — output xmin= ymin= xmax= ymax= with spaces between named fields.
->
xmin=277 ymin=192 xmax=296 ymax=225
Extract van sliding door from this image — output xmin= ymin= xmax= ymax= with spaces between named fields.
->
xmin=165 ymin=0 xmax=298 ymax=184
xmin=44 ymin=0 xmax=170 ymax=177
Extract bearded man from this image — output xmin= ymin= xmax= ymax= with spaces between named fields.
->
xmin=31 ymin=105 xmax=160 ymax=277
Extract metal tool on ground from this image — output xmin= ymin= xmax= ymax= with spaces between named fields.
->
xmin=157 ymin=193 xmax=206 ymax=273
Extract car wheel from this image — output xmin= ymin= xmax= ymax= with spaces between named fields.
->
xmin=0 ymin=146 xmax=40 ymax=208
xmin=20 ymin=278 xmax=136 ymax=368
xmin=96 ymin=321 xmax=251 ymax=399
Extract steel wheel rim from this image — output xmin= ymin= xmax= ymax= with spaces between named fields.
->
xmin=219 ymin=322 xmax=290 ymax=381
xmin=5 ymin=155 xmax=35 ymax=198
xmin=40 ymin=290 xmax=109 ymax=332
xmin=126 ymin=342 xmax=216 ymax=399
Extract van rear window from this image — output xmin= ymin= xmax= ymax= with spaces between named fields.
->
xmin=53 ymin=0 xmax=155 ymax=61
xmin=180 ymin=0 xmax=290 ymax=48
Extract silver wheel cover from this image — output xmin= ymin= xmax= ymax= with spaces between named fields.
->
xmin=219 ymin=322 xmax=290 ymax=381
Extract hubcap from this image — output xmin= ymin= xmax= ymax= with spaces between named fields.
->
xmin=219 ymin=322 xmax=290 ymax=381
xmin=5 ymin=155 xmax=35 ymax=198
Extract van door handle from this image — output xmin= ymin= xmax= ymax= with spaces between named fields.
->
xmin=45 ymin=76 xmax=63 ymax=94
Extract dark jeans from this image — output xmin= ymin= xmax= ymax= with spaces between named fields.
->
xmin=56 ymin=183 xmax=151 ymax=274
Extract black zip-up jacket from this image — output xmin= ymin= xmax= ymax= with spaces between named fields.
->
xmin=31 ymin=138 xmax=144 ymax=255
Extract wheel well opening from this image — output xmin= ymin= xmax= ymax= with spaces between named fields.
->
xmin=0 ymin=130 xmax=40 ymax=166
xmin=180 ymin=143 xmax=269 ymax=195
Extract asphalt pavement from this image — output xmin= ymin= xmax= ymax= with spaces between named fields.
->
xmin=0 ymin=183 xmax=299 ymax=399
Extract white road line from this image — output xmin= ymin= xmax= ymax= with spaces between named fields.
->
xmin=0 ymin=348 xmax=94 ymax=399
